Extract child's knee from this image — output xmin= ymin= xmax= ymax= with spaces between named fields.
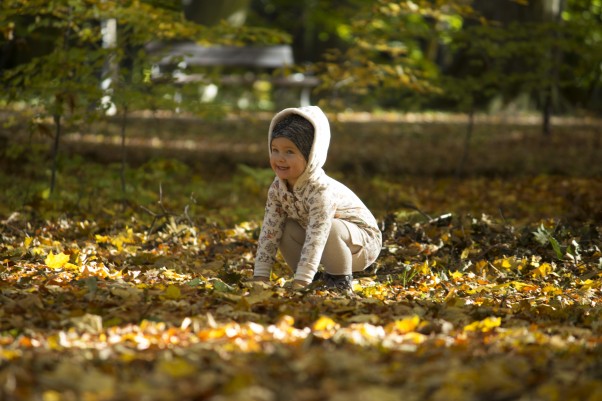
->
xmin=328 ymin=220 xmax=350 ymax=244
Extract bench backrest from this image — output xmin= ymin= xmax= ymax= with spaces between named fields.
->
xmin=154 ymin=42 xmax=294 ymax=69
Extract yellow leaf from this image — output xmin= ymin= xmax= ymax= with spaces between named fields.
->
xmin=464 ymin=316 xmax=501 ymax=333
xmin=414 ymin=261 xmax=430 ymax=275
xmin=579 ymin=279 xmax=596 ymax=290
xmin=23 ymin=237 xmax=33 ymax=249
xmin=444 ymin=287 xmax=458 ymax=304
xmin=386 ymin=315 xmax=420 ymax=334
xmin=46 ymin=334 xmax=62 ymax=350
xmin=31 ymin=246 xmax=45 ymax=256
xmin=312 ymin=316 xmax=338 ymax=332
xmin=163 ymin=285 xmax=181 ymax=300
xmin=1 ymin=349 xmax=22 ymax=361
xmin=157 ymin=358 xmax=196 ymax=378
xmin=511 ymin=281 xmax=539 ymax=292
xmin=42 ymin=390 xmax=61 ymax=401
xmin=403 ymin=331 xmax=427 ymax=344
xmin=45 ymin=252 xmax=70 ymax=269
xmin=532 ymin=262 xmax=552 ymax=278
xmin=95 ymin=234 xmax=110 ymax=243
xmin=475 ymin=260 xmax=488 ymax=274
xmin=238 ymin=221 xmax=255 ymax=231
xmin=112 ymin=238 xmax=125 ymax=252
xmin=64 ymin=263 xmax=79 ymax=271
xmin=451 ymin=271 xmax=464 ymax=280
xmin=119 ymin=351 xmax=137 ymax=363
xmin=543 ymin=285 xmax=563 ymax=295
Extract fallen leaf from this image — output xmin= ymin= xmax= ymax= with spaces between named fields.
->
xmin=162 ymin=285 xmax=181 ymax=300
xmin=45 ymin=252 xmax=70 ymax=269
xmin=156 ymin=357 xmax=197 ymax=378
xmin=464 ymin=316 xmax=502 ymax=333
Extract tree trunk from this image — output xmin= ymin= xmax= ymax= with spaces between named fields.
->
xmin=120 ymin=105 xmax=128 ymax=199
xmin=50 ymin=114 xmax=61 ymax=194
xmin=542 ymin=93 xmax=552 ymax=137
xmin=541 ymin=0 xmax=565 ymax=137
xmin=456 ymin=107 xmax=475 ymax=179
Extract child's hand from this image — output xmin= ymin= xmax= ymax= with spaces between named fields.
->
xmin=292 ymin=280 xmax=310 ymax=290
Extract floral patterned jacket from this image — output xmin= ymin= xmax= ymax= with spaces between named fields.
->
xmin=254 ymin=106 xmax=382 ymax=283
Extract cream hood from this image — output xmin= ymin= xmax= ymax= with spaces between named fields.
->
xmin=268 ymin=106 xmax=330 ymax=188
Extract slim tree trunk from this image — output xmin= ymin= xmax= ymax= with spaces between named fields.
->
xmin=456 ymin=106 xmax=475 ymax=178
xmin=542 ymin=92 xmax=552 ymax=137
xmin=541 ymin=0 xmax=565 ymax=137
xmin=120 ymin=105 xmax=128 ymax=199
xmin=50 ymin=114 xmax=61 ymax=194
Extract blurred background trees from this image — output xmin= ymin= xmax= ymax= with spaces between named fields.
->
xmin=0 ymin=0 xmax=287 ymax=192
xmin=0 ymin=0 xmax=600 ymax=204
xmin=1 ymin=0 xmax=601 ymax=124
xmin=249 ymin=0 xmax=601 ymax=118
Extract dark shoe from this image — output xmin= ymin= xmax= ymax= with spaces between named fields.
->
xmin=322 ymin=273 xmax=353 ymax=292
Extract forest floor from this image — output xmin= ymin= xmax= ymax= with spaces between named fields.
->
xmin=1 ymin=111 xmax=601 ymax=400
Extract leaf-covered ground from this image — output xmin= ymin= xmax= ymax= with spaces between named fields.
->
xmin=1 ymin=112 xmax=602 ymax=400
xmin=1 ymin=169 xmax=602 ymax=400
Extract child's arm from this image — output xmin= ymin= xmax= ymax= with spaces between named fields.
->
xmin=293 ymin=279 xmax=313 ymax=289
xmin=294 ymin=190 xmax=336 ymax=284
xmin=254 ymin=182 xmax=286 ymax=280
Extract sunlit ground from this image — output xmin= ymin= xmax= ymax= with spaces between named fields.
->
xmin=1 ymin=112 xmax=601 ymax=400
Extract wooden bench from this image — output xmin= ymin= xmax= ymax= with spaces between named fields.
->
xmin=148 ymin=42 xmax=319 ymax=108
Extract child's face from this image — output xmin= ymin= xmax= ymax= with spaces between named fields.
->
xmin=270 ymin=137 xmax=308 ymax=188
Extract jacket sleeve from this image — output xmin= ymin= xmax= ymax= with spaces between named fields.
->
xmin=294 ymin=189 xmax=337 ymax=283
xmin=254 ymin=181 xmax=286 ymax=278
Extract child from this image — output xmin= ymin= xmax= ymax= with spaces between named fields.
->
xmin=253 ymin=106 xmax=382 ymax=291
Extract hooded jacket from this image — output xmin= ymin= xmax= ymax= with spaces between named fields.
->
xmin=254 ymin=106 xmax=382 ymax=283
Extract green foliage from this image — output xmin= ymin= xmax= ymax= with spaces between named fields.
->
xmin=0 ymin=0 xmax=290 ymax=116
xmin=304 ymin=0 xmax=601 ymax=115
xmin=443 ymin=16 xmax=601 ymax=110
xmin=533 ymin=224 xmax=564 ymax=260
xmin=312 ymin=0 xmax=475 ymax=110
xmin=1 ymin=0 xmax=289 ymax=197
xmin=561 ymin=0 xmax=602 ymax=108
xmin=1 ymin=1 xmax=106 ymax=119
xmin=0 ymin=141 xmax=271 ymax=226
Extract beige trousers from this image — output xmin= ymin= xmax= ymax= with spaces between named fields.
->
xmin=279 ymin=218 xmax=370 ymax=276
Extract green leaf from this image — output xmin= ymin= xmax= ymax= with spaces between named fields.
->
xmin=210 ymin=278 xmax=234 ymax=293
xmin=548 ymin=235 xmax=563 ymax=260
xmin=186 ymin=278 xmax=202 ymax=287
